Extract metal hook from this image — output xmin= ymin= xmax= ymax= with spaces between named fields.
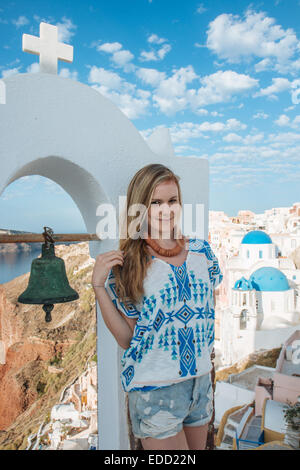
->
xmin=43 ymin=226 xmax=55 ymax=248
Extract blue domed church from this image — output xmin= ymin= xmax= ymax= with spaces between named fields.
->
xmin=218 ymin=230 xmax=300 ymax=366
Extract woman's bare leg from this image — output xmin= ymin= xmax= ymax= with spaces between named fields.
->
xmin=183 ymin=423 xmax=209 ymax=450
xmin=140 ymin=429 xmax=189 ymax=450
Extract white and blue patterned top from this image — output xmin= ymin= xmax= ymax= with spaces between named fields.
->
xmin=104 ymin=237 xmax=223 ymax=393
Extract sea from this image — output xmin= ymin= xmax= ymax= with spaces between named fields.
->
xmin=0 ymin=242 xmax=76 ymax=285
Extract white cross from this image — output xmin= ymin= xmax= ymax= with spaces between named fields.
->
xmin=22 ymin=22 xmax=73 ymax=74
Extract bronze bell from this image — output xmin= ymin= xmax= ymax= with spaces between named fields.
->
xmin=18 ymin=227 xmax=79 ymax=322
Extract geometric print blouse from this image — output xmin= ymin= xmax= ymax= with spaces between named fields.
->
xmin=104 ymin=237 xmax=223 ymax=393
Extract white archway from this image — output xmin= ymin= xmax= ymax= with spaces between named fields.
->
xmin=0 ymin=71 xmax=209 ymax=449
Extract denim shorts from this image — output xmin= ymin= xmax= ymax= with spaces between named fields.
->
xmin=128 ymin=372 xmax=213 ymax=440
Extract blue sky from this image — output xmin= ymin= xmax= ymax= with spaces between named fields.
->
xmin=0 ymin=0 xmax=300 ymax=232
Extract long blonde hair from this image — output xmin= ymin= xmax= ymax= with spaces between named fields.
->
xmin=113 ymin=163 xmax=183 ymax=307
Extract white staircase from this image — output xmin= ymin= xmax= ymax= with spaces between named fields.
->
xmin=218 ymin=405 xmax=254 ymax=449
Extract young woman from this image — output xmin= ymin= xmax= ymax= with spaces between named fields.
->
xmin=92 ymin=163 xmax=223 ymax=450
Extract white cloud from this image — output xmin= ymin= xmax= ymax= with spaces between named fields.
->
xmin=137 ymin=67 xmax=257 ymax=115
xmin=284 ymin=105 xmax=295 ymax=112
xmin=189 ymin=70 xmax=258 ymax=110
xmin=211 ymin=110 xmax=223 ymax=117
xmin=26 ymin=62 xmax=40 ymax=73
xmin=275 ymin=114 xmax=290 ymax=127
xmin=139 ymin=44 xmax=171 ymax=62
xmin=207 ymin=128 xmax=300 ymax=187
xmin=244 ymin=133 xmax=264 ymax=144
xmin=268 ymin=131 xmax=300 ymax=144
xmin=144 ymin=118 xmax=247 ymax=143
xmin=255 ymin=77 xmax=291 ymax=99
xmin=139 ymin=50 xmax=157 ymax=62
xmin=254 ymin=77 xmax=300 ymax=105
xmin=194 ymin=42 xmax=205 ymax=48
xmin=136 ymin=67 xmax=166 ymax=86
xmin=91 ymin=45 xmax=257 ymax=118
xmin=156 ymin=43 xmax=171 ymax=60
xmin=139 ymin=34 xmax=171 ymax=62
xmin=12 ymin=15 xmax=29 ymax=28
xmin=196 ymin=4 xmax=207 ymax=14
xmin=275 ymin=114 xmax=300 ymax=128
xmin=253 ymin=112 xmax=269 ymax=119
xmin=33 ymin=14 xmax=55 ymax=24
xmin=255 ymin=58 xmax=272 ymax=73
xmin=225 ymin=118 xmax=247 ymax=131
xmin=55 ymin=17 xmax=76 ymax=43
xmin=147 ymin=34 xmax=166 ymax=45
xmin=223 ymin=133 xmax=243 ymax=143
xmin=206 ymin=9 xmax=300 ymax=73
xmin=1 ymin=67 xmax=20 ymax=78
xmin=88 ymin=66 xmax=150 ymax=119
xmin=197 ymin=108 xmax=209 ymax=116
xmin=111 ymin=49 xmax=134 ymax=68
xmin=212 ymin=130 xmax=300 ymax=182
xmin=153 ymin=66 xmax=198 ymax=114
xmin=291 ymin=80 xmax=300 ymax=104
xmin=97 ymin=42 xmax=122 ymax=53
xmin=202 ymin=70 xmax=257 ymax=93
xmin=59 ymin=68 xmax=78 ymax=80
xmin=96 ymin=41 xmax=135 ymax=72
xmin=88 ymin=66 xmax=123 ymax=89
xmin=173 ymin=144 xmax=200 ymax=154
xmin=172 ymin=119 xmax=247 ymax=142
xmin=198 ymin=122 xmax=225 ymax=132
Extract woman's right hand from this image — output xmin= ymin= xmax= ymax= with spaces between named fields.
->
xmin=91 ymin=250 xmax=124 ymax=287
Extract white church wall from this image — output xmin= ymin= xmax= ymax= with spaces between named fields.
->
xmin=272 ymin=234 xmax=300 ymax=257
xmin=219 ymin=299 xmax=300 ymax=367
xmin=254 ymin=326 xmax=300 ymax=351
xmin=240 ymin=244 xmax=276 ymax=264
xmin=214 ymin=381 xmax=255 ymax=426
xmin=285 ymin=269 xmax=300 ymax=288
xmin=261 ymin=292 xmax=285 ymax=319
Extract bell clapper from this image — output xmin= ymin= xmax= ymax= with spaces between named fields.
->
xmin=43 ymin=304 xmax=54 ymax=322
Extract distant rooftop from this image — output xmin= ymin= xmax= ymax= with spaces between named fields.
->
xmin=227 ymin=365 xmax=274 ymax=391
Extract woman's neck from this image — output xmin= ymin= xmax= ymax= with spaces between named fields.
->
xmin=147 ymin=230 xmax=183 ymax=249
xmin=151 ymin=238 xmax=177 ymax=249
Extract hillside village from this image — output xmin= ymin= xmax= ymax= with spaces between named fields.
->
xmin=26 ymin=362 xmax=97 ymax=450
xmin=0 ymin=242 xmax=97 ymax=450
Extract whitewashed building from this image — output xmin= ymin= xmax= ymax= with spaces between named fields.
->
xmin=217 ymin=230 xmax=300 ymax=366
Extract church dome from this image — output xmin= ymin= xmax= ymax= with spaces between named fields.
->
xmin=249 ymin=267 xmax=290 ymax=292
xmin=241 ymin=230 xmax=272 ymax=245
xmin=233 ymin=276 xmax=252 ymax=290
